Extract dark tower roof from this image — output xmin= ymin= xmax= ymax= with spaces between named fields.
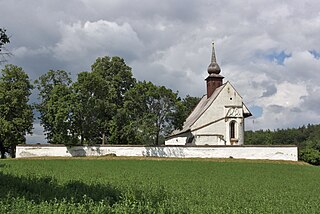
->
xmin=206 ymin=42 xmax=224 ymax=98
xmin=207 ymin=42 xmax=221 ymax=75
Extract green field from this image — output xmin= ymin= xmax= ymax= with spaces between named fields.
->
xmin=0 ymin=158 xmax=319 ymax=213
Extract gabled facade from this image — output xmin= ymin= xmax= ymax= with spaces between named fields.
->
xmin=165 ymin=43 xmax=252 ymax=146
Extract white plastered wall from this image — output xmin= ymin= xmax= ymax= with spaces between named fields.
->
xmin=16 ymin=145 xmax=299 ymax=161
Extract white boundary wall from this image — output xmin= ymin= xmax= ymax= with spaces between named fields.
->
xmin=16 ymin=145 xmax=298 ymax=161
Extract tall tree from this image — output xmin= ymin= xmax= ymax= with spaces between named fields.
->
xmin=118 ymin=81 xmax=180 ymax=145
xmin=0 ymin=65 xmax=33 ymax=158
xmin=35 ymin=70 xmax=77 ymax=145
xmin=91 ymin=56 xmax=136 ymax=144
xmin=35 ymin=56 xmax=136 ymax=145
xmin=72 ymin=71 xmax=116 ymax=144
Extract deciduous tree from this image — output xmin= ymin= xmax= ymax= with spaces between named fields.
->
xmin=91 ymin=56 xmax=136 ymax=144
xmin=35 ymin=70 xmax=76 ymax=145
xmin=72 ymin=71 xmax=116 ymax=144
xmin=119 ymin=81 xmax=180 ymax=145
xmin=0 ymin=65 xmax=33 ymax=158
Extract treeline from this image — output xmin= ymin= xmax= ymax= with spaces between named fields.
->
xmin=0 ymin=56 xmax=200 ymax=157
xmin=1 ymin=57 xmax=320 ymax=165
xmin=245 ymin=125 xmax=320 ymax=165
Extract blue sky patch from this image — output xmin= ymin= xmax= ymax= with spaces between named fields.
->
xmin=309 ymin=50 xmax=320 ymax=59
xmin=265 ymin=50 xmax=292 ymax=65
xmin=249 ymin=105 xmax=263 ymax=118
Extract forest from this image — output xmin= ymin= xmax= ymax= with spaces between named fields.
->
xmin=245 ymin=125 xmax=320 ymax=165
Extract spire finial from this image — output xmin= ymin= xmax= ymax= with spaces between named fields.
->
xmin=211 ymin=41 xmax=217 ymax=63
xmin=208 ymin=41 xmax=221 ymax=74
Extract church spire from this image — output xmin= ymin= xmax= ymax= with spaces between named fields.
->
xmin=205 ymin=41 xmax=224 ymax=98
xmin=207 ymin=41 xmax=221 ymax=75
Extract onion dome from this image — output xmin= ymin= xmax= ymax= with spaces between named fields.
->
xmin=207 ymin=42 xmax=221 ymax=74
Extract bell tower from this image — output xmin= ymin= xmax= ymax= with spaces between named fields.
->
xmin=205 ymin=42 xmax=224 ymax=98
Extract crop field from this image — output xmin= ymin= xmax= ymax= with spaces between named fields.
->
xmin=0 ymin=157 xmax=319 ymax=214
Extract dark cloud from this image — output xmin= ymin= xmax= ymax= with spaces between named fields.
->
xmin=267 ymin=105 xmax=285 ymax=114
xmin=300 ymin=88 xmax=320 ymax=113
xmin=290 ymin=107 xmax=302 ymax=113
xmin=1 ymin=0 xmax=320 ymax=141
xmin=261 ymin=84 xmax=277 ymax=97
xmin=8 ymin=49 xmax=68 ymax=81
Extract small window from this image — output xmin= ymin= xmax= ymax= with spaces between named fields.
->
xmin=230 ymin=121 xmax=236 ymax=139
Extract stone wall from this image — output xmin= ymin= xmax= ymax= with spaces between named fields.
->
xmin=16 ymin=145 xmax=298 ymax=161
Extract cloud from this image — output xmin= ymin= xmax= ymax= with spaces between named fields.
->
xmin=2 ymin=0 xmax=320 ymax=142
xmin=261 ymin=83 xmax=277 ymax=98
xmin=300 ymin=86 xmax=320 ymax=113
xmin=53 ymin=20 xmax=144 ymax=66
xmin=26 ymin=123 xmax=46 ymax=144
xmin=284 ymin=51 xmax=320 ymax=82
xmin=268 ymin=105 xmax=285 ymax=114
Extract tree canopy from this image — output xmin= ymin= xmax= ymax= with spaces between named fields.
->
xmin=72 ymin=71 xmax=116 ymax=145
xmin=34 ymin=56 xmax=191 ymax=146
xmin=35 ymin=70 xmax=75 ymax=145
xmin=0 ymin=65 xmax=33 ymax=158
xmin=0 ymin=28 xmax=10 ymax=52
xmin=0 ymin=28 xmax=11 ymax=64
xmin=91 ymin=56 xmax=136 ymax=108
xmin=35 ymin=56 xmax=139 ymax=145
xmin=111 ymin=81 xmax=181 ymax=145
xmin=172 ymin=95 xmax=201 ymax=130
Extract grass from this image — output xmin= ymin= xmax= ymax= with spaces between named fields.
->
xmin=0 ymin=157 xmax=319 ymax=213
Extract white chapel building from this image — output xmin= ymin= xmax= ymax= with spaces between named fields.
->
xmin=165 ymin=43 xmax=252 ymax=146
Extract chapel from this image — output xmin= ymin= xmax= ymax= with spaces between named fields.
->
xmin=165 ymin=43 xmax=252 ymax=146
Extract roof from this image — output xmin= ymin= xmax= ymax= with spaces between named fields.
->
xmin=169 ymin=83 xmax=227 ymax=137
xmin=243 ymin=103 xmax=252 ymax=118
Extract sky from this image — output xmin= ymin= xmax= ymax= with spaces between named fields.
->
xmin=1 ymin=0 xmax=320 ymax=144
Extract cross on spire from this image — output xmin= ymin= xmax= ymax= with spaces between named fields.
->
xmin=211 ymin=41 xmax=217 ymax=64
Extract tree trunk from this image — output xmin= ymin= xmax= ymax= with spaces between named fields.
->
xmin=80 ymin=133 xmax=84 ymax=145
xmin=0 ymin=139 xmax=5 ymax=159
xmin=102 ymin=133 xmax=106 ymax=145
xmin=10 ymin=145 xmax=15 ymax=158
xmin=155 ymin=130 xmax=160 ymax=146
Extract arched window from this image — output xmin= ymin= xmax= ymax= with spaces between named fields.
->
xmin=230 ymin=121 xmax=236 ymax=139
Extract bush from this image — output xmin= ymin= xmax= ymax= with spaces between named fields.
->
xmin=300 ymin=148 xmax=320 ymax=165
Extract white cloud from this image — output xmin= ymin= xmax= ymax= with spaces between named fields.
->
xmin=284 ymin=51 xmax=320 ymax=81
xmin=53 ymin=20 xmax=144 ymax=62
xmin=258 ymin=82 xmax=307 ymax=108
xmin=2 ymin=0 xmax=320 ymax=140
xmin=26 ymin=123 xmax=46 ymax=144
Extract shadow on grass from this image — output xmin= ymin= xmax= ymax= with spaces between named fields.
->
xmin=0 ymin=169 xmax=121 ymax=205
